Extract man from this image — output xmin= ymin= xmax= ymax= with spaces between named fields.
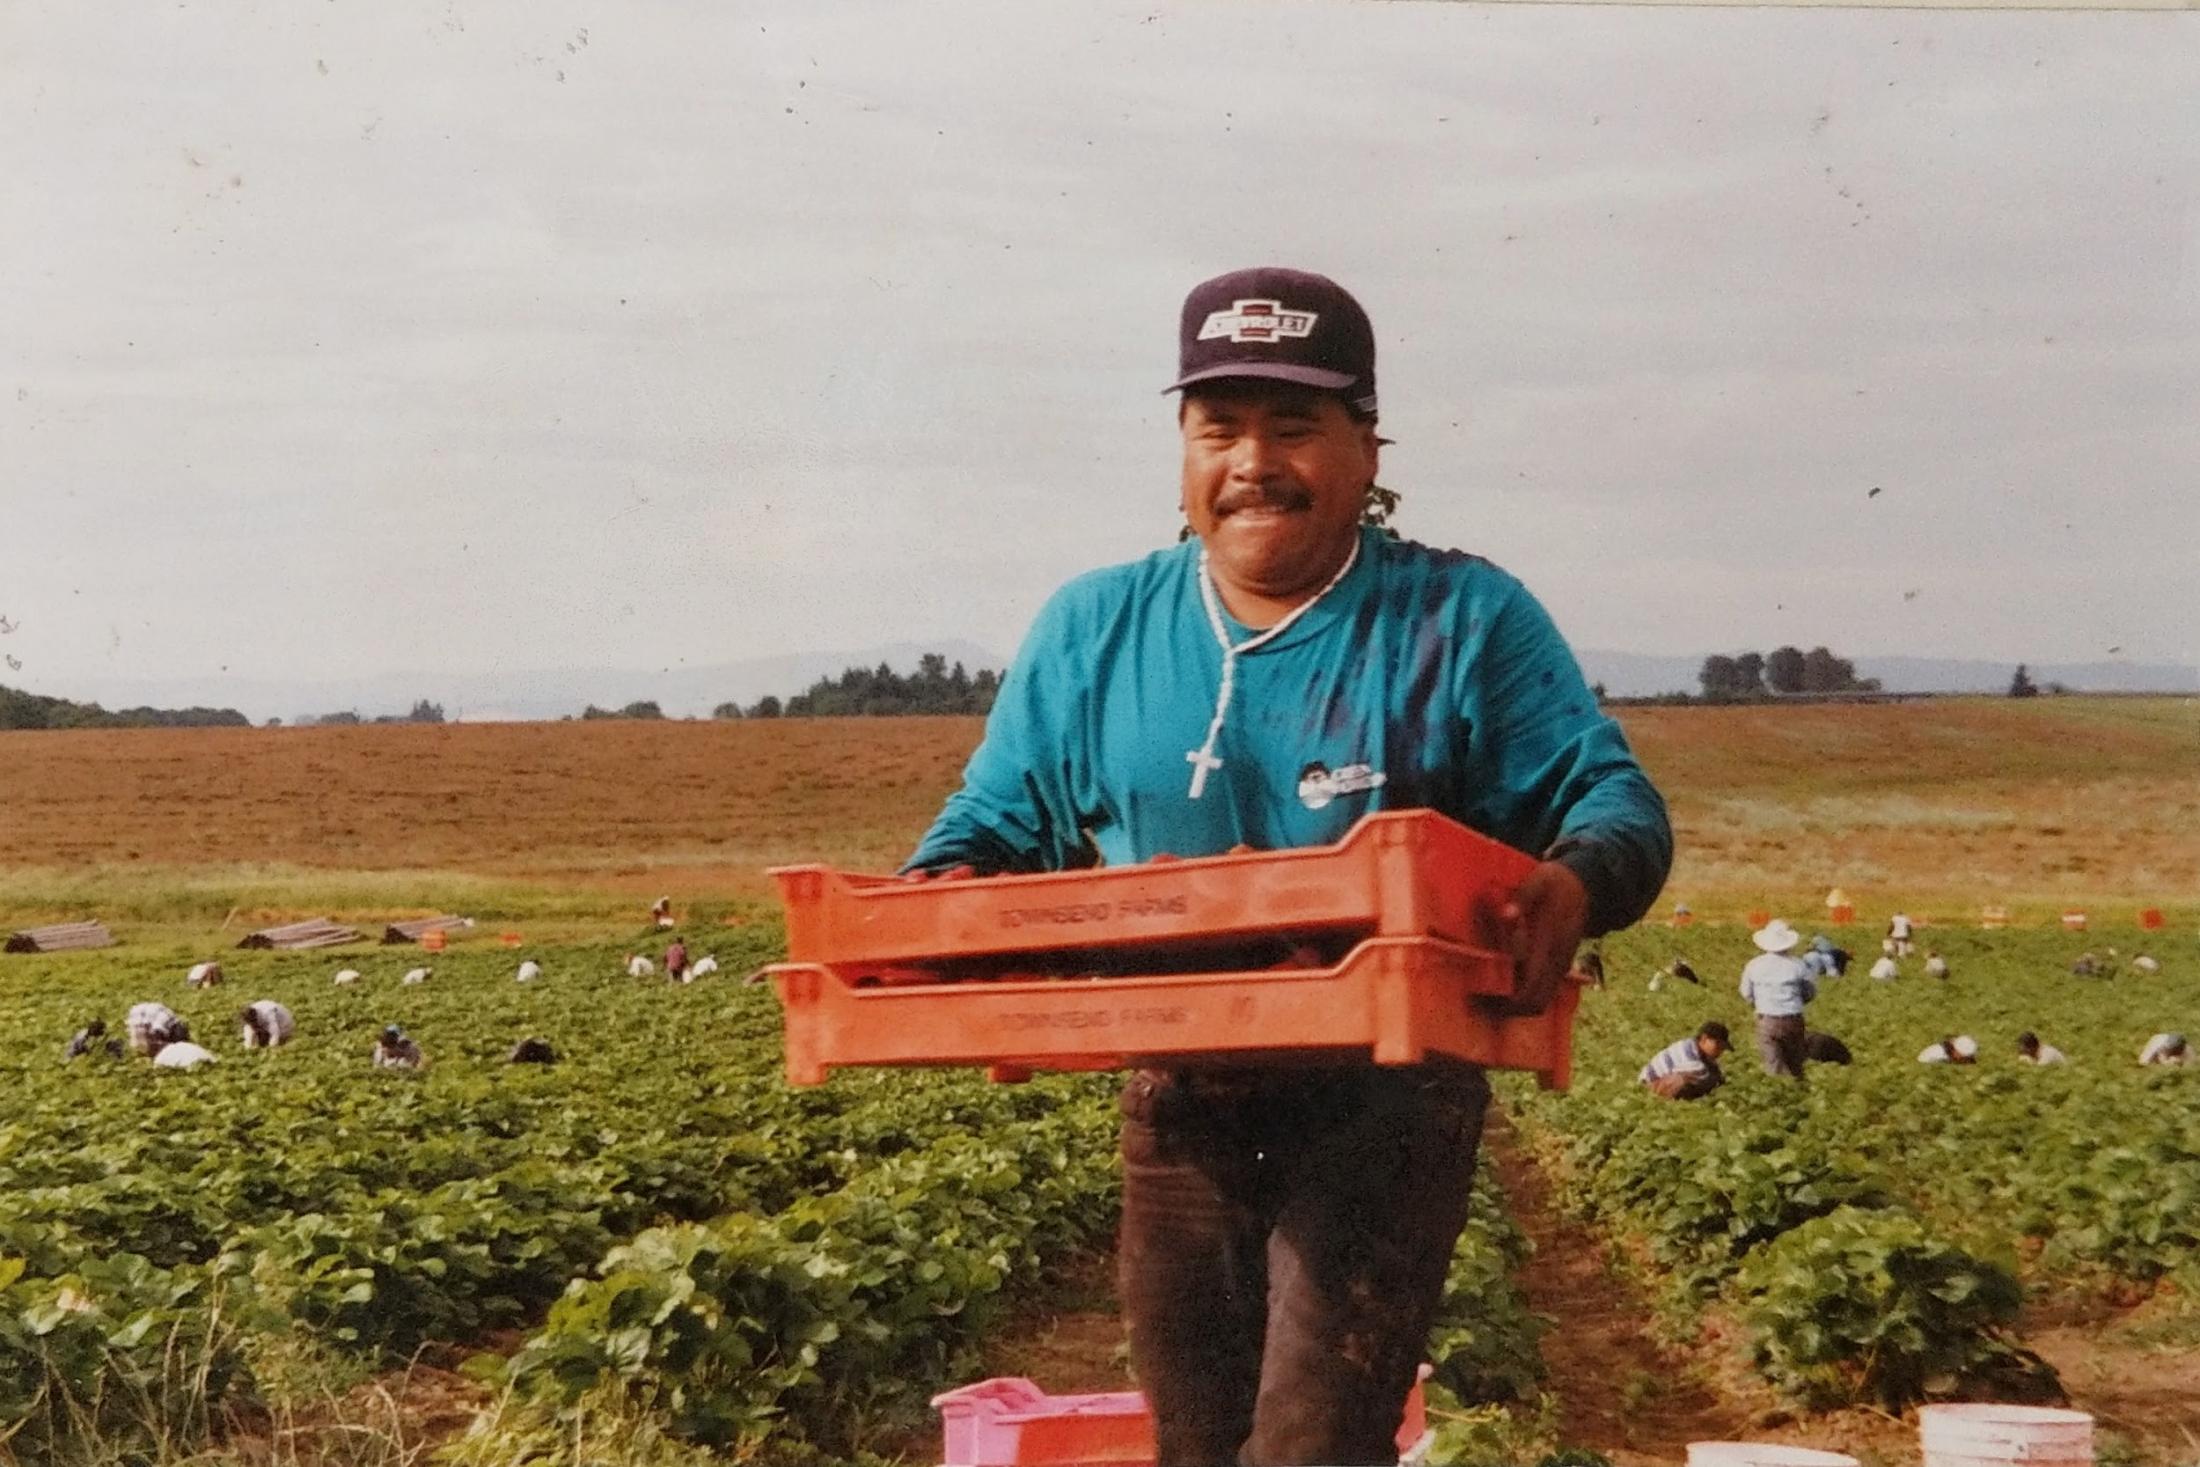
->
xmin=1804 ymin=934 xmax=1851 ymax=979
xmin=1639 ymin=1021 xmax=1730 ymax=1100
xmin=664 ymin=936 xmax=689 ymax=983
xmin=373 ymin=1024 xmax=426 ymax=1070
xmin=125 ymin=1001 xmax=190 ymax=1057
xmin=64 ymin=1017 xmax=121 ymax=1061
xmin=1918 ymin=1034 xmax=1980 ymax=1065
xmin=1888 ymin=911 xmax=1915 ymax=957
xmin=2138 ymin=1031 xmax=2190 ymax=1067
xmin=902 ymin=267 xmax=1671 ymax=1466
xmin=237 ymin=999 xmax=296 ymax=1050
xmin=2016 ymin=1031 xmax=2066 ymax=1065
xmin=1738 ymin=918 xmax=1816 ymax=1078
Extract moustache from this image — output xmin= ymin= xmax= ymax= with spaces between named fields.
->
xmin=1215 ymin=484 xmax=1313 ymax=517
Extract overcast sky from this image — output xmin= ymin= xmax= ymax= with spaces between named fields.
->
xmin=3 ymin=0 xmax=2195 ymax=703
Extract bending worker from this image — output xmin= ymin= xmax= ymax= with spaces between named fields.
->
xmin=902 ymin=267 xmax=1672 ymax=1466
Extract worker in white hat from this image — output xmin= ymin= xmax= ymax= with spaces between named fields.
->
xmin=1739 ymin=917 xmax=1817 ymax=1078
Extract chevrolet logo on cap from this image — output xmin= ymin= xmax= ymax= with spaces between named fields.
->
xmin=1197 ymin=299 xmax=1318 ymax=345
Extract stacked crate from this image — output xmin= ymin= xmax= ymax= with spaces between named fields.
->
xmin=765 ymin=811 xmax=1582 ymax=1090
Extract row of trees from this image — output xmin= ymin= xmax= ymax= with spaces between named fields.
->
xmin=1698 ymin=647 xmax=1881 ymax=703
xmin=0 ymin=684 xmax=249 ymax=730
xmin=716 ymin=654 xmax=1001 ymax=719
xmin=291 ymin=700 xmax=446 ymax=727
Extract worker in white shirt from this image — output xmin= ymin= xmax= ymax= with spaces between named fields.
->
xmin=1739 ymin=920 xmax=1816 ymax=1078
xmin=2138 ymin=1032 xmax=2190 ymax=1067
xmin=238 ymin=1000 xmax=296 ymax=1049
xmin=1887 ymin=912 xmax=1915 ymax=957
xmin=1919 ymin=1035 xmax=1979 ymax=1065
xmin=2015 ymin=1031 xmax=2067 ymax=1065
xmin=125 ymin=1002 xmax=190 ymax=1056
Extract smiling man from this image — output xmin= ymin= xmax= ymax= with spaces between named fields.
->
xmin=904 ymin=266 xmax=1671 ymax=1466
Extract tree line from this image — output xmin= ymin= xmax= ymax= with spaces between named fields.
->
xmin=0 ymin=684 xmax=250 ymax=730
xmin=716 ymin=654 xmax=1000 ymax=719
xmin=1696 ymin=647 xmax=1880 ymax=703
xmin=291 ymin=700 xmax=446 ymax=727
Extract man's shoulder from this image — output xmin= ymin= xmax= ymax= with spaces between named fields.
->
xmin=1373 ymin=534 xmax=1522 ymax=591
xmin=1036 ymin=541 xmax=1199 ymax=624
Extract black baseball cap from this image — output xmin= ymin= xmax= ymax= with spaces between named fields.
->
xmin=1165 ymin=267 xmax=1378 ymax=417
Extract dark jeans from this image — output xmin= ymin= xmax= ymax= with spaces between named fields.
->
xmin=1117 ymin=1063 xmax=1490 ymax=1466
xmin=1756 ymin=1014 xmax=1807 ymax=1078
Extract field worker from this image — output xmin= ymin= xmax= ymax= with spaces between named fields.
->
xmin=1888 ymin=911 xmax=1915 ymax=957
xmin=63 ymin=1018 xmax=122 ymax=1061
xmin=1639 ymin=1021 xmax=1730 ymax=1100
xmin=2138 ymin=1031 xmax=2190 ymax=1067
xmin=506 ymin=1037 xmax=557 ymax=1065
xmin=664 ymin=936 xmax=689 ymax=983
xmin=2016 ymin=1031 xmax=2067 ymax=1065
xmin=125 ymin=1001 xmax=190 ymax=1057
xmin=237 ymin=1000 xmax=295 ymax=1050
xmin=899 ymin=267 xmax=1672 ymax=1467
xmin=150 ymin=1036 xmax=218 ymax=1070
xmin=1919 ymin=1034 xmax=1979 ymax=1065
xmin=1803 ymin=1030 xmax=1854 ymax=1065
xmin=1869 ymin=954 xmax=1900 ymax=981
xmin=1924 ymin=951 xmax=1950 ymax=980
xmin=1803 ymin=934 xmax=1850 ymax=980
xmin=2070 ymin=951 xmax=2108 ymax=978
xmin=373 ymin=1024 xmax=426 ymax=1070
xmin=1739 ymin=919 xmax=1816 ymax=1079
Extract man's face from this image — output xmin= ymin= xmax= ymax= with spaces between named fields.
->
xmin=1697 ymin=1036 xmax=1727 ymax=1063
xmin=1179 ymin=384 xmax=1379 ymax=606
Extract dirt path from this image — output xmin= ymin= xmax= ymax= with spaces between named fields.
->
xmin=1482 ymin=1113 xmax=1753 ymax=1462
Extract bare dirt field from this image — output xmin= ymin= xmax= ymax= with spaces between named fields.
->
xmin=2 ymin=698 xmax=2191 ymax=926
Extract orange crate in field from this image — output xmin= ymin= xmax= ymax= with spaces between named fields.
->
xmin=767 ymin=936 xmax=1582 ymax=1091
xmin=769 ymin=810 xmax=1537 ymax=967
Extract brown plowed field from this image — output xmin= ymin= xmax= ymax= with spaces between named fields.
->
xmin=2 ymin=698 xmax=2193 ymax=913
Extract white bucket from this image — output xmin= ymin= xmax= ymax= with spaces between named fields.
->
xmin=1919 ymin=1404 xmax=2093 ymax=1467
xmin=1688 ymin=1445 xmax=1860 ymax=1467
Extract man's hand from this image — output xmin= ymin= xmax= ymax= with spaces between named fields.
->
xmin=901 ymin=863 xmax=977 ymax=883
xmin=1492 ymin=860 xmax=1589 ymax=1015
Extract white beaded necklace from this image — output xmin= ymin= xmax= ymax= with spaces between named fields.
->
xmin=1185 ymin=535 xmax=1362 ymax=799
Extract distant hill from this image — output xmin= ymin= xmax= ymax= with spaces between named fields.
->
xmin=0 ymin=683 xmax=249 ymax=730
xmin=1575 ymin=651 xmax=2196 ymax=699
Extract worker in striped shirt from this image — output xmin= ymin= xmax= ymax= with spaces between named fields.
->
xmin=1638 ymin=1021 xmax=1731 ymax=1100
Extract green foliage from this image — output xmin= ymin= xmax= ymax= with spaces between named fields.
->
xmin=1424 ymin=1172 xmax=1545 ymax=1406
xmin=0 ymin=683 xmax=250 ymax=730
xmin=1698 ymin=647 xmax=1878 ymax=703
xmin=1511 ymin=923 xmax=2200 ymax=1410
xmin=775 ymin=654 xmax=998 ymax=719
xmin=1736 ymin=1206 xmax=2050 ymax=1411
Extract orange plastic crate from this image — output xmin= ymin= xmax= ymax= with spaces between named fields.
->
xmin=767 ymin=936 xmax=1581 ymax=1091
xmin=769 ymin=810 xmax=1537 ymax=969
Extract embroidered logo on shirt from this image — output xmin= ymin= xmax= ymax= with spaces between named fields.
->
xmin=1198 ymin=299 xmax=1318 ymax=344
xmin=1296 ymin=761 xmax=1387 ymax=811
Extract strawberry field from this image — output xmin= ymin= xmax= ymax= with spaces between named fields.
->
xmin=2 ymin=916 xmax=2196 ymax=1463
xmin=1510 ymin=922 xmax=2200 ymax=1424
xmin=0 ymin=936 xmax=1546 ymax=1465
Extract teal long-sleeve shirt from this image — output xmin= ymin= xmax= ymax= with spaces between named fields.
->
xmin=905 ymin=527 xmax=1672 ymax=937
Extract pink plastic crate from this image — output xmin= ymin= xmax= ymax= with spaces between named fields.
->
xmin=933 ymin=1366 xmax=1432 ymax=1466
